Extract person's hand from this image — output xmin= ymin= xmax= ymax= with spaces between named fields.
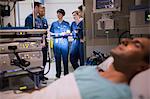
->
xmin=61 ymin=32 xmax=66 ymax=36
xmin=43 ymin=34 xmax=46 ymax=39
xmin=66 ymin=30 xmax=71 ymax=34
xmin=62 ymin=30 xmax=71 ymax=36
xmin=55 ymin=33 xmax=59 ymax=37
xmin=41 ymin=43 xmax=46 ymax=48
xmin=80 ymin=39 xmax=85 ymax=43
xmin=74 ymin=30 xmax=78 ymax=33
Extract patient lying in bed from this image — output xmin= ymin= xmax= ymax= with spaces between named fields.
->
xmin=1 ymin=57 xmax=130 ymax=99
xmin=2 ymin=37 xmax=150 ymax=99
xmin=2 ymin=57 xmax=130 ymax=99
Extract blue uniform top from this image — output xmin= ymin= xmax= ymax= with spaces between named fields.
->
xmin=74 ymin=66 xmax=132 ymax=99
xmin=71 ymin=20 xmax=83 ymax=39
xmin=42 ymin=18 xmax=48 ymax=29
xmin=50 ymin=20 xmax=70 ymax=38
xmin=36 ymin=16 xmax=49 ymax=47
xmin=38 ymin=16 xmax=48 ymax=29
xmin=25 ymin=14 xmax=43 ymax=29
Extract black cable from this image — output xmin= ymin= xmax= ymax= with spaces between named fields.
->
xmin=118 ymin=31 xmax=131 ymax=44
xmin=13 ymin=51 xmax=39 ymax=75
xmin=10 ymin=1 xmax=16 ymax=12
xmin=8 ymin=46 xmax=40 ymax=75
xmin=44 ymin=47 xmax=51 ymax=75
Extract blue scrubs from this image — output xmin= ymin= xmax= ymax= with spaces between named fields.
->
xmin=40 ymin=17 xmax=48 ymax=29
xmin=50 ymin=20 xmax=70 ymax=78
xmin=25 ymin=14 xmax=43 ymax=29
xmin=70 ymin=20 xmax=84 ymax=70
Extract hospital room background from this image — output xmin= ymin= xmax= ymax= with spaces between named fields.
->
xmin=0 ymin=0 xmax=150 ymax=99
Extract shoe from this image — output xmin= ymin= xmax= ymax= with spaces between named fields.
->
xmin=44 ymin=77 xmax=49 ymax=80
xmin=41 ymin=80 xmax=47 ymax=84
xmin=54 ymin=77 xmax=60 ymax=81
xmin=56 ymin=74 xmax=60 ymax=78
xmin=40 ymin=76 xmax=49 ymax=81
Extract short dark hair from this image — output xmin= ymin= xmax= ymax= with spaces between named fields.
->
xmin=34 ymin=2 xmax=41 ymax=8
xmin=78 ymin=5 xmax=83 ymax=11
xmin=57 ymin=9 xmax=65 ymax=16
xmin=72 ymin=10 xmax=79 ymax=15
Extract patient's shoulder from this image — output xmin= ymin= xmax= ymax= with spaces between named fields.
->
xmin=98 ymin=56 xmax=114 ymax=71
xmin=75 ymin=66 xmax=96 ymax=71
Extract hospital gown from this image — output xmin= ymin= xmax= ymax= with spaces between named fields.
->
xmin=74 ymin=66 xmax=132 ymax=99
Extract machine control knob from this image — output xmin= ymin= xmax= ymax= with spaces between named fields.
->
xmin=2 ymin=61 xmax=6 ymax=65
xmin=0 ymin=48 xmax=5 ymax=51
xmin=32 ymin=54 xmax=35 ymax=57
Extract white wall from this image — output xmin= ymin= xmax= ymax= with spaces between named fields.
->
xmin=15 ymin=0 xmax=33 ymax=26
xmin=45 ymin=0 xmax=83 ymax=26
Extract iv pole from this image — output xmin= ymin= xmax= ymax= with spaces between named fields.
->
xmin=32 ymin=0 xmax=35 ymax=28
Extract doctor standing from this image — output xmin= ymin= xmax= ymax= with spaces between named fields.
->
xmin=38 ymin=5 xmax=49 ymax=81
xmin=50 ymin=9 xmax=70 ymax=78
xmin=70 ymin=10 xmax=84 ymax=70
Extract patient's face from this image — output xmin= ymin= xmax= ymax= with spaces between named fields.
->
xmin=111 ymin=38 xmax=150 ymax=65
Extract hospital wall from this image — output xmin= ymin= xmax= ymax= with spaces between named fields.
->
xmin=84 ymin=0 xmax=135 ymax=57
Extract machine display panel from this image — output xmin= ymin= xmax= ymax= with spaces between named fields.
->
xmin=93 ymin=0 xmax=121 ymax=13
xmin=96 ymin=0 xmax=114 ymax=9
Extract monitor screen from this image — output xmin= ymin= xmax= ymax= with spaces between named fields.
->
xmin=96 ymin=0 xmax=114 ymax=9
xmin=93 ymin=0 xmax=121 ymax=13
